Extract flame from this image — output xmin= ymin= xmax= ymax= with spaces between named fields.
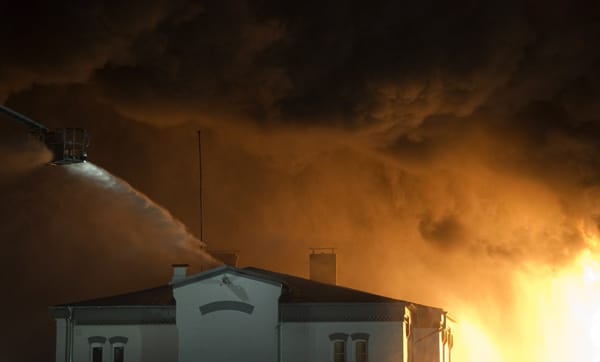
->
xmin=449 ymin=224 xmax=600 ymax=362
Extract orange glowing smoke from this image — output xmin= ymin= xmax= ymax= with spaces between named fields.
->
xmin=450 ymin=224 xmax=600 ymax=362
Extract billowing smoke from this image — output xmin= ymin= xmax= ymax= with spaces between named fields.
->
xmin=2 ymin=1 xmax=600 ymax=361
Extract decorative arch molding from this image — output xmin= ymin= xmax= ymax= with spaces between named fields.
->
xmin=329 ymin=333 xmax=349 ymax=341
xmin=88 ymin=336 xmax=106 ymax=344
xmin=109 ymin=336 xmax=129 ymax=344
xmin=351 ymin=333 xmax=370 ymax=341
xmin=199 ymin=301 xmax=255 ymax=315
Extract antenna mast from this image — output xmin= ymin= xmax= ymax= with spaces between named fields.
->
xmin=198 ymin=130 xmax=205 ymax=242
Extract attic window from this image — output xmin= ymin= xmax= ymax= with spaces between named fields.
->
xmin=91 ymin=346 xmax=103 ymax=362
xmin=88 ymin=336 xmax=106 ymax=362
xmin=109 ymin=336 xmax=128 ymax=362
xmin=92 ymin=346 xmax=102 ymax=362
xmin=113 ymin=345 xmax=124 ymax=362
xmin=351 ymin=333 xmax=369 ymax=362
xmin=334 ymin=340 xmax=346 ymax=362
xmin=329 ymin=333 xmax=349 ymax=362
xmin=355 ymin=340 xmax=368 ymax=362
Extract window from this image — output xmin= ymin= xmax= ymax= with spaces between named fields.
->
xmin=88 ymin=336 xmax=106 ymax=362
xmin=113 ymin=345 xmax=124 ymax=362
xmin=355 ymin=340 xmax=368 ymax=362
xmin=334 ymin=340 xmax=346 ymax=362
xmin=329 ymin=333 xmax=349 ymax=362
xmin=350 ymin=333 xmax=369 ymax=362
xmin=109 ymin=336 xmax=128 ymax=362
xmin=91 ymin=346 xmax=103 ymax=362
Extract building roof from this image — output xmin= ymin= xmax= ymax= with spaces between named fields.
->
xmin=53 ymin=266 xmax=439 ymax=310
xmin=243 ymin=267 xmax=401 ymax=304
xmin=54 ymin=285 xmax=174 ymax=307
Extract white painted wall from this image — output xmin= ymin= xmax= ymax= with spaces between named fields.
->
xmin=54 ymin=323 xmax=178 ymax=362
xmin=281 ymin=321 xmax=405 ymax=362
xmin=55 ymin=319 xmax=67 ymax=362
xmin=412 ymin=328 xmax=442 ymax=362
xmin=173 ymin=273 xmax=282 ymax=362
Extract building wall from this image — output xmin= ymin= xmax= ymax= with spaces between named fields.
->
xmin=412 ymin=327 xmax=443 ymax=362
xmin=55 ymin=319 xmax=67 ymax=362
xmin=173 ymin=273 xmax=282 ymax=362
xmin=281 ymin=321 xmax=405 ymax=362
xmin=55 ymin=323 xmax=178 ymax=362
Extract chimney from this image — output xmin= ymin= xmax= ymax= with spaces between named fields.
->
xmin=171 ymin=264 xmax=189 ymax=283
xmin=309 ymin=248 xmax=337 ymax=285
xmin=209 ymin=250 xmax=239 ymax=267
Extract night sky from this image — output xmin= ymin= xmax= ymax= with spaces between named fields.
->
xmin=2 ymin=1 xmax=600 ymax=361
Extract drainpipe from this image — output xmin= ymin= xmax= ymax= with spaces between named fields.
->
xmin=65 ymin=307 xmax=74 ymax=362
xmin=442 ymin=311 xmax=449 ymax=362
xmin=277 ymin=321 xmax=282 ymax=362
xmin=441 ymin=312 xmax=445 ymax=362
xmin=63 ymin=315 xmax=69 ymax=362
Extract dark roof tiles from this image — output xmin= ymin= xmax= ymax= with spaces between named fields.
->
xmin=242 ymin=267 xmax=401 ymax=304
xmin=56 ymin=285 xmax=174 ymax=307
xmin=54 ymin=266 xmax=437 ymax=309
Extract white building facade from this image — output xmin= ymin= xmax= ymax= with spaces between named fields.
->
xmin=50 ymin=266 xmax=453 ymax=362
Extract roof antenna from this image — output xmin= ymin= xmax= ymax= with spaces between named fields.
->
xmin=198 ymin=130 xmax=240 ymax=267
xmin=198 ymin=130 xmax=205 ymax=242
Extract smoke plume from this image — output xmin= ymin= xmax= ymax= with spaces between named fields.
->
xmin=2 ymin=1 xmax=600 ymax=361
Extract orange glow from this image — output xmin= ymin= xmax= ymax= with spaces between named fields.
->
xmin=450 ymin=225 xmax=600 ymax=362
xmin=454 ymin=319 xmax=503 ymax=362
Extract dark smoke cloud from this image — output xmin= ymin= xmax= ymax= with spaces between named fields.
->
xmin=0 ymin=0 xmax=204 ymax=101
xmin=3 ymin=1 xmax=600 ymax=361
xmin=418 ymin=212 xmax=467 ymax=249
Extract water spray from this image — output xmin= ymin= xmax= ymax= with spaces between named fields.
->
xmin=1 ymin=104 xmax=220 ymax=267
xmin=65 ymin=162 xmax=209 ymax=253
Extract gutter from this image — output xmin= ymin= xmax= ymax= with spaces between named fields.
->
xmin=50 ymin=305 xmax=176 ymax=325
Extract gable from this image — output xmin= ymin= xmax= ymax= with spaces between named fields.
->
xmin=172 ymin=267 xmax=283 ymax=312
xmin=173 ymin=267 xmax=282 ymax=362
xmin=170 ymin=265 xmax=280 ymax=289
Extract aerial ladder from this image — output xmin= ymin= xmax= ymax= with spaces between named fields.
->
xmin=0 ymin=104 xmax=89 ymax=164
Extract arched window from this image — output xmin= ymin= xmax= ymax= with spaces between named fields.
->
xmin=355 ymin=340 xmax=368 ymax=362
xmin=329 ymin=333 xmax=349 ymax=362
xmin=351 ymin=333 xmax=370 ymax=362
xmin=334 ymin=340 xmax=346 ymax=362
xmin=88 ymin=336 xmax=106 ymax=362
xmin=109 ymin=336 xmax=128 ymax=362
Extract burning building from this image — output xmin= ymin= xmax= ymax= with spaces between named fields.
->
xmin=49 ymin=263 xmax=452 ymax=362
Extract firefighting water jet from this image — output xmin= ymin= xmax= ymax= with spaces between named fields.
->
xmin=65 ymin=162 xmax=210 ymax=257
xmin=1 ymin=104 xmax=213 ymax=260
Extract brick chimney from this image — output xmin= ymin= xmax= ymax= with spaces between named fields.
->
xmin=171 ymin=264 xmax=189 ymax=283
xmin=309 ymin=248 xmax=337 ymax=285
